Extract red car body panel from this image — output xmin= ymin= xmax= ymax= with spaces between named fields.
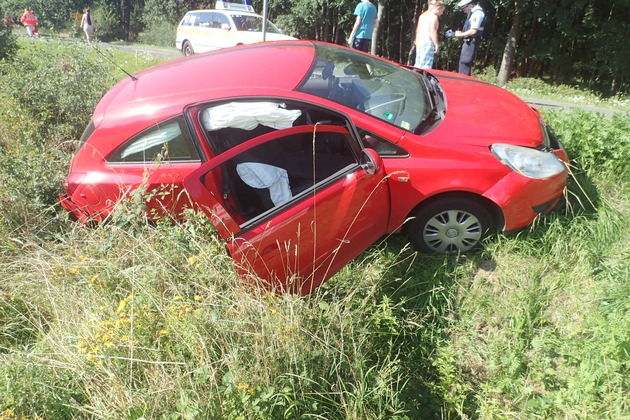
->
xmin=60 ymin=40 xmax=569 ymax=292
xmin=182 ymin=124 xmax=390 ymax=293
xmin=430 ymin=71 xmax=543 ymax=147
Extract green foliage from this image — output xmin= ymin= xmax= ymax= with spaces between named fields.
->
xmin=92 ymin=5 xmax=128 ymax=42
xmin=0 ymin=0 xmax=84 ymax=32
xmin=0 ymin=40 xmax=161 ymax=213
xmin=138 ymin=19 xmax=178 ymax=48
xmin=0 ymin=291 xmax=43 ymax=352
xmin=0 ymin=41 xmax=628 ymax=419
xmin=97 ymin=0 xmax=144 ymax=42
xmin=0 ymin=25 xmax=17 ymax=61
xmin=542 ymin=109 xmax=630 ymax=178
xmin=142 ymin=0 xmax=206 ymax=26
xmin=0 ymin=357 xmax=87 ymax=418
xmin=0 ymin=41 xmax=108 ymax=208
xmin=2 ymin=41 xmax=109 ymax=139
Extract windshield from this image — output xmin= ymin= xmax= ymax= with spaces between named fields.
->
xmin=297 ymin=43 xmax=432 ymax=132
xmin=231 ymin=14 xmax=283 ymax=34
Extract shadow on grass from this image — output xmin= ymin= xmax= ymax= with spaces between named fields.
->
xmin=342 ymin=234 xmax=499 ymax=418
xmin=349 ymin=164 xmax=604 ymax=417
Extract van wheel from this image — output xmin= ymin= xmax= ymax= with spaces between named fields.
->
xmin=409 ymin=197 xmax=492 ymax=254
xmin=182 ymin=41 xmax=194 ymax=56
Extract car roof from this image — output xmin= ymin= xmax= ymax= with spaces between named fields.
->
xmin=184 ymin=9 xmax=260 ymax=17
xmin=92 ymin=41 xmax=318 ymax=133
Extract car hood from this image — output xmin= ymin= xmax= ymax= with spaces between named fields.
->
xmin=431 ymin=71 xmax=543 ymax=148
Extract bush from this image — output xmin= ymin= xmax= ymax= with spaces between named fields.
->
xmin=0 ymin=25 xmax=18 ymax=61
xmin=0 ymin=42 xmax=110 ymax=209
xmin=0 ymin=40 xmax=628 ymax=419
xmin=138 ymin=20 xmax=177 ymax=48
xmin=542 ymin=109 xmax=630 ymax=178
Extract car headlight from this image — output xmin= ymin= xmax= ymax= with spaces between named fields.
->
xmin=491 ymin=143 xmax=566 ymax=179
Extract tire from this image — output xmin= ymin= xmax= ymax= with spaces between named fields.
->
xmin=409 ymin=197 xmax=493 ymax=254
xmin=182 ymin=41 xmax=194 ymax=56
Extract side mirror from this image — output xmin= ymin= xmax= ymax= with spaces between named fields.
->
xmin=361 ymin=148 xmax=382 ymax=175
xmin=221 ymin=23 xmax=230 ymax=30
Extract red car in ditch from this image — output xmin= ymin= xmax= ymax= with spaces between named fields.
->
xmin=60 ymin=41 xmax=569 ymax=294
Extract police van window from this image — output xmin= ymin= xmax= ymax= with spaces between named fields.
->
xmin=197 ymin=12 xmax=212 ymax=27
xmin=181 ymin=13 xmax=198 ymax=26
xmin=209 ymin=13 xmax=229 ymax=29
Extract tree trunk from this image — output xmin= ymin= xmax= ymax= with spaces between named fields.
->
xmin=121 ymin=0 xmax=131 ymax=41
xmin=371 ymin=3 xmax=384 ymax=55
xmin=498 ymin=1 xmax=522 ymax=86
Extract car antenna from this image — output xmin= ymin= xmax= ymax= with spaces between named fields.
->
xmin=90 ymin=43 xmax=138 ymax=81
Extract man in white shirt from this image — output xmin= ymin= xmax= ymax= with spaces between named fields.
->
xmin=453 ymin=0 xmax=486 ymax=75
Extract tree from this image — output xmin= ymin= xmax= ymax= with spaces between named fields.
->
xmin=97 ymin=0 xmax=145 ymax=41
xmin=0 ymin=22 xmax=18 ymax=61
xmin=497 ymin=0 xmax=523 ymax=86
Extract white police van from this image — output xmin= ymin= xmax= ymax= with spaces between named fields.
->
xmin=176 ymin=1 xmax=296 ymax=56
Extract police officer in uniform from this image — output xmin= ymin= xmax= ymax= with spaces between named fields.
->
xmin=454 ymin=0 xmax=485 ymax=75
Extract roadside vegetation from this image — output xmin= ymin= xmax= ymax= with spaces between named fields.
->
xmin=1 ymin=39 xmax=628 ymax=419
xmin=2 ymin=0 xmax=629 ymax=96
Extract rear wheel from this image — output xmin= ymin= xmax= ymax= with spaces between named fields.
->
xmin=409 ymin=197 xmax=492 ymax=253
xmin=182 ymin=41 xmax=194 ymax=56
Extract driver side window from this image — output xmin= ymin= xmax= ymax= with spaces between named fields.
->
xmin=207 ymin=129 xmax=357 ymax=224
xmin=197 ymin=101 xmax=359 ymax=224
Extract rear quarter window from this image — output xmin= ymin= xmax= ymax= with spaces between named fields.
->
xmin=106 ymin=116 xmax=201 ymax=164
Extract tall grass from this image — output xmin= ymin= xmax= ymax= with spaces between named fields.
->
xmin=1 ymin=40 xmax=628 ymax=418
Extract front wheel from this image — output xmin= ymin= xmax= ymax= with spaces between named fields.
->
xmin=182 ymin=41 xmax=194 ymax=56
xmin=409 ymin=197 xmax=493 ymax=254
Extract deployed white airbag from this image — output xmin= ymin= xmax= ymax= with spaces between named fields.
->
xmin=236 ymin=162 xmax=292 ymax=206
xmin=202 ymin=102 xmax=302 ymax=131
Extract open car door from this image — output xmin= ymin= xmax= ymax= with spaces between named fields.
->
xmin=183 ymin=121 xmax=390 ymax=294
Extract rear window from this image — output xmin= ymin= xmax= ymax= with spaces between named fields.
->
xmin=78 ymin=120 xmax=95 ymax=150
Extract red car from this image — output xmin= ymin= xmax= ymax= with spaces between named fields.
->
xmin=61 ymin=41 xmax=568 ymax=294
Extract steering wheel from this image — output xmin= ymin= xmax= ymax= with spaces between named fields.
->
xmin=322 ymin=63 xmax=340 ymax=101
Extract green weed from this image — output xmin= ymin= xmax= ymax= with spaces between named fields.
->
xmin=0 ymin=40 xmax=628 ymax=419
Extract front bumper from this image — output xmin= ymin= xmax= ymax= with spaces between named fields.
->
xmin=484 ymin=166 xmax=567 ymax=232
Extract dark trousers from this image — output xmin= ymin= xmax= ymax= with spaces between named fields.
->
xmin=459 ymin=37 xmax=481 ymax=75
xmin=352 ymin=38 xmax=371 ymax=53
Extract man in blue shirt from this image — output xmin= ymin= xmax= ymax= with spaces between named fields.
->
xmin=348 ymin=0 xmax=378 ymax=52
xmin=454 ymin=0 xmax=485 ymax=75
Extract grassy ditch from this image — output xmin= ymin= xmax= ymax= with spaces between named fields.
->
xmin=1 ymin=40 xmax=628 ymax=419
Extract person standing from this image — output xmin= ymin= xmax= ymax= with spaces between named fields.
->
xmin=348 ymin=0 xmax=378 ymax=53
xmin=453 ymin=0 xmax=485 ymax=75
xmin=80 ymin=8 xmax=94 ymax=44
xmin=20 ymin=8 xmax=37 ymax=37
xmin=414 ymin=0 xmax=446 ymax=69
